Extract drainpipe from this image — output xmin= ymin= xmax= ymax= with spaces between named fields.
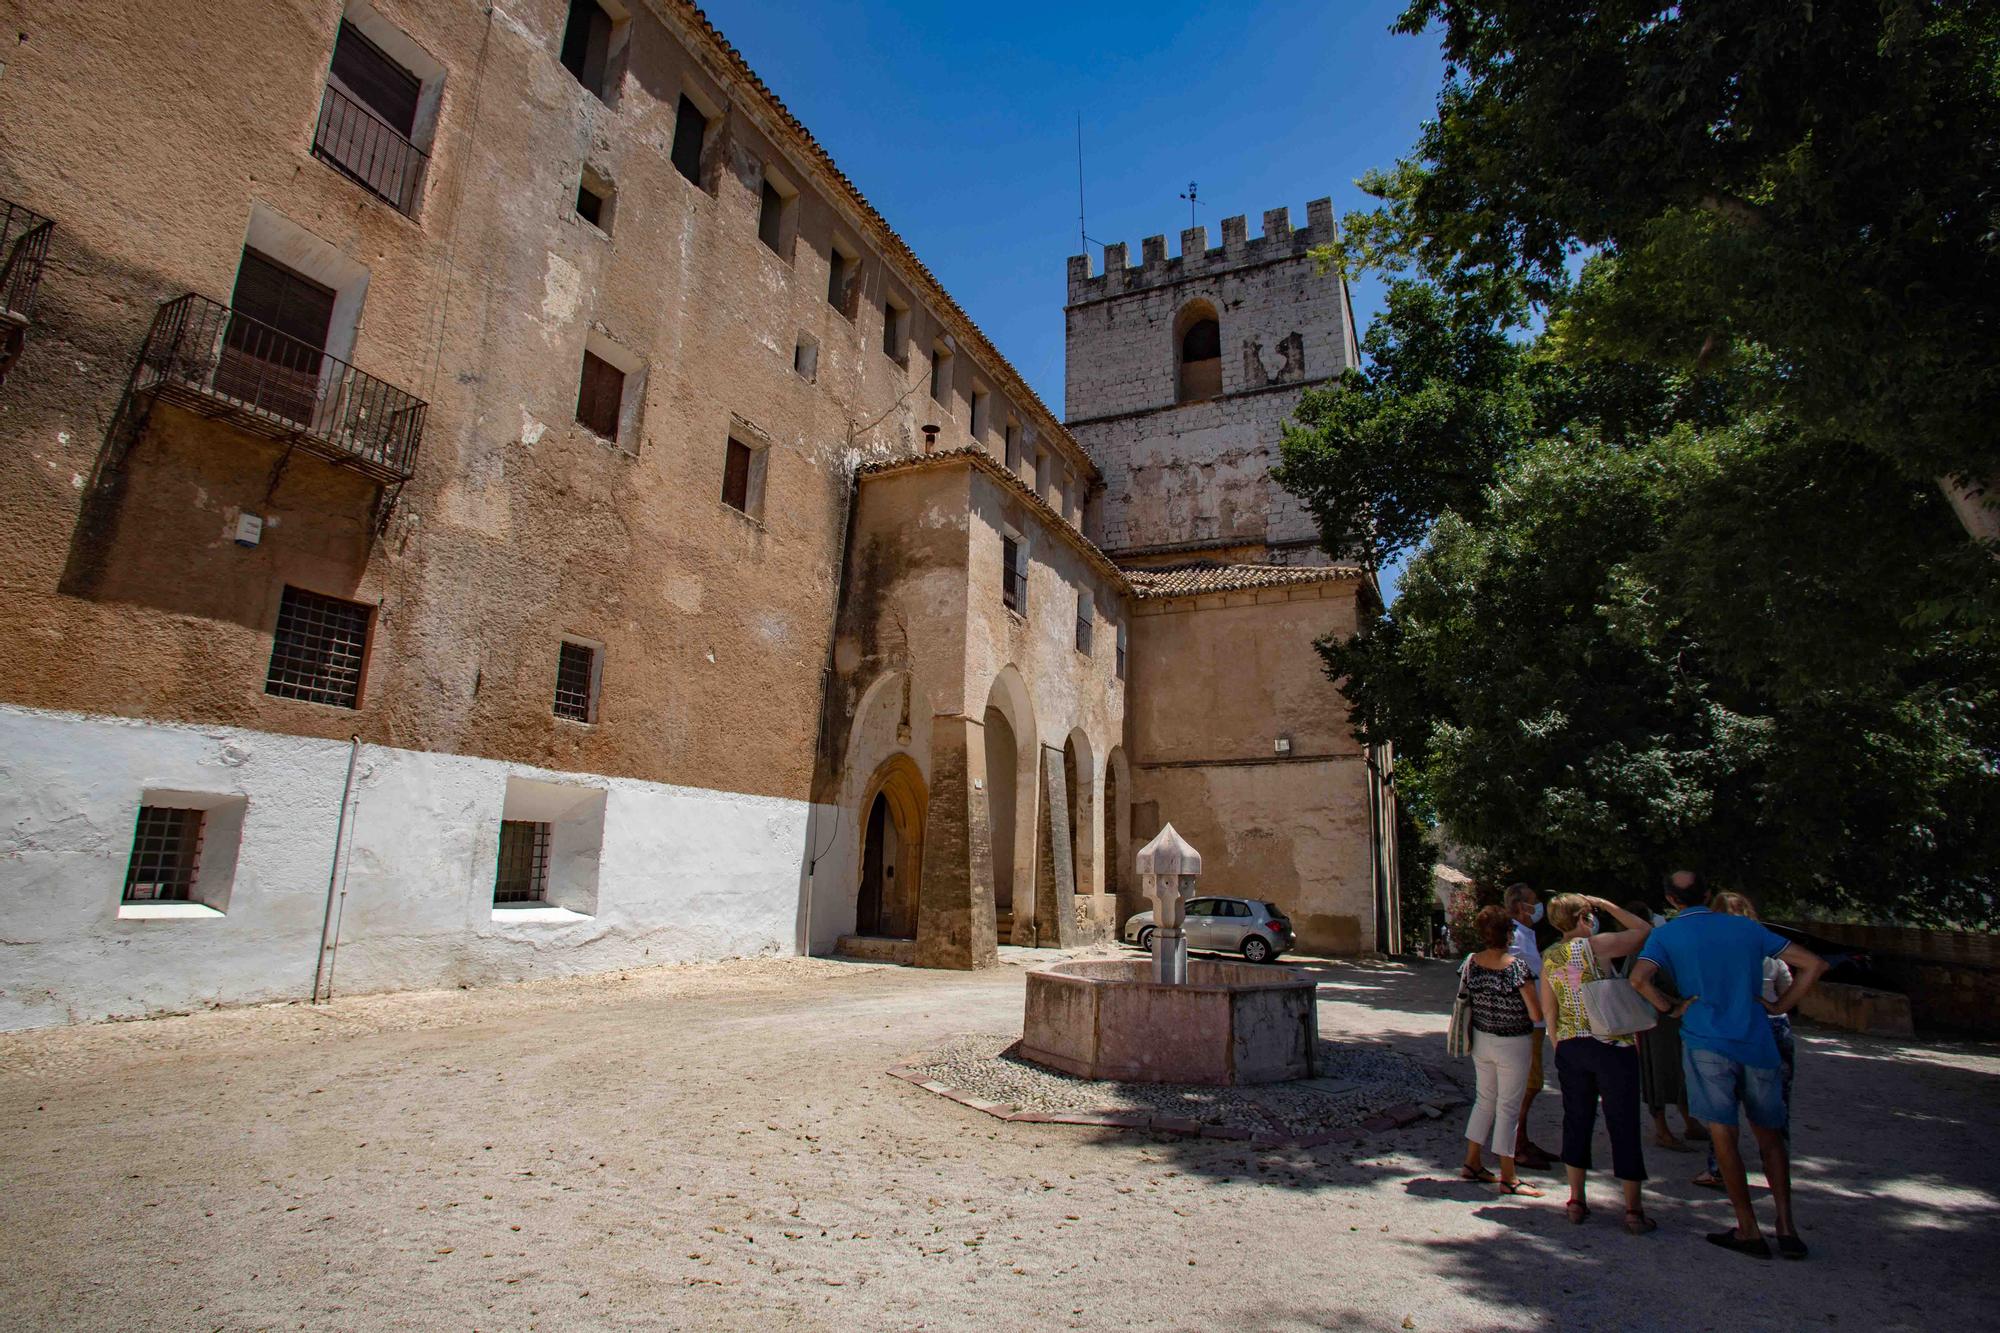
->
xmin=312 ymin=736 xmax=363 ymax=1004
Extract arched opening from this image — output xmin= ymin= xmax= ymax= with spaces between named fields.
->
xmin=1102 ymin=761 xmax=1118 ymax=898
xmin=979 ymin=666 xmax=1039 ymax=944
xmin=982 ymin=706 xmax=1018 ymax=925
xmin=1176 ymin=302 xmax=1222 ymax=403
xmin=1061 ymin=726 xmax=1096 ymax=898
xmin=1104 ymin=745 xmax=1132 ymax=915
xmin=857 ymin=752 xmax=925 ymax=940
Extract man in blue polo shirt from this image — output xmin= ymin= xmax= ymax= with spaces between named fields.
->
xmin=1631 ymin=870 xmax=1827 ymax=1261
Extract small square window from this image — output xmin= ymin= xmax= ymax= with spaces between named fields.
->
xmin=670 ymin=93 xmax=710 ymax=185
xmin=882 ymin=297 xmax=909 ymax=364
xmin=575 ymin=167 xmax=613 ymax=233
xmin=122 ymin=806 xmax=205 ymax=902
xmin=554 ymin=639 xmax=599 ymax=722
xmin=495 ymin=819 xmax=551 ymax=904
xmin=794 ymin=333 xmax=819 ymax=383
xmin=722 ymin=434 xmax=768 ymax=519
xmin=576 ymin=349 xmax=623 ymax=439
xmin=1075 ymin=590 xmax=1093 ymax=654
xmin=266 ymin=586 xmax=371 ymax=708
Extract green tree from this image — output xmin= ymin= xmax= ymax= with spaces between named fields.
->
xmin=1337 ymin=0 xmax=2000 ymax=535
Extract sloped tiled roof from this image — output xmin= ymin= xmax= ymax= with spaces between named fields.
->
xmin=1121 ymin=560 xmax=1365 ymax=600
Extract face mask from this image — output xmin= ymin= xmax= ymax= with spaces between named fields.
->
xmin=1530 ymin=903 xmax=1545 ymax=924
xmin=1584 ymin=914 xmax=1599 ymax=934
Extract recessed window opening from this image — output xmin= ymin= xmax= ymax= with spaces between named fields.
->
xmin=122 ymin=807 xmax=205 ymax=903
xmin=220 ymin=249 xmax=337 ymax=428
xmin=575 ymin=166 xmax=614 ymax=232
xmin=315 ymin=15 xmax=434 ymax=215
xmin=722 ymin=433 xmax=769 ymax=519
xmin=1115 ymin=621 xmax=1128 ymax=680
xmin=266 ymin=586 xmax=372 ymax=708
xmin=553 ymin=639 xmax=600 ymax=723
xmin=1062 ymin=469 xmax=1078 ymax=521
xmin=1033 ymin=447 xmax=1050 ymax=502
xmin=1075 ymin=590 xmax=1093 ymax=654
xmin=793 ymin=333 xmax=819 ymax=383
xmin=929 ymin=340 xmax=953 ymax=408
xmin=1002 ymin=533 xmax=1028 ymax=615
xmin=575 ymin=349 xmax=623 ymax=439
xmin=560 ymin=0 xmax=624 ymax=103
xmin=827 ymin=239 xmax=860 ymax=318
xmin=1177 ymin=306 xmax=1223 ymax=403
xmin=969 ymin=387 xmax=991 ymax=441
xmin=882 ymin=296 xmax=909 ymax=364
xmin=670 ymin=93 xmax=710 ymax=185
xmin=758 ymin=169 xmax=797 ymax=258
xmin=1003 ymin=421 xmax=1021 ymax=474
xmin=494 ymin=820 xmax=552 ymax=903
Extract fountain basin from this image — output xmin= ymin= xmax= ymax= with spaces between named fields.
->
xmin=1019 ymin=958 xmax=1317 ymax=1086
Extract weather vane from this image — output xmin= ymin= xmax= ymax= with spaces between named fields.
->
xmin=1179 ymin=180 xmax=1199 ymax=228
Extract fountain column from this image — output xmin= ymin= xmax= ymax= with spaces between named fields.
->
xmin=1136 ymin=823 xmax=1203 ymax=985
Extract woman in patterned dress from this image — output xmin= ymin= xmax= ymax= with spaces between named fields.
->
xmin=1459 ymin=905 xmax=1546 ymax=1196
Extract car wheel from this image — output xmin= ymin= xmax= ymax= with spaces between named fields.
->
xmin=1242 ymin=936 xmax=1273 ymax=964
xmin=1137 ymin=926 xmax=1156 ymax=951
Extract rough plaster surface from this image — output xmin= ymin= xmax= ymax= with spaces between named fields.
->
xmin=0 ymin=704 xmax=823 ymax=1030
xmin=0 ymin=956 xmax=1988 ymax=1330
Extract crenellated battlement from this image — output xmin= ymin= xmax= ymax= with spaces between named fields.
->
xmin=1065 ymin=197 xmax=1335 ymax=305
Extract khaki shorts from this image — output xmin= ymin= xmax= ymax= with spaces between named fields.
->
xmin=1528 ymin=1030 xmax=1546 ymax=1091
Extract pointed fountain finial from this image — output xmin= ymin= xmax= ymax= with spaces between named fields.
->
xmin=1136 ymin=823 xmax=1202 ymax=985
xmin=1135 ymin=822 xmax=1202 ymax=878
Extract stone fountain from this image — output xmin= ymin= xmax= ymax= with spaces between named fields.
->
xmin=1018 ymin=824 xmax=1317 ymax=1086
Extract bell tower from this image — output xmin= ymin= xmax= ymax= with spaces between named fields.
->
xmin=1063 ymin=198 xmax=1359 ymax=563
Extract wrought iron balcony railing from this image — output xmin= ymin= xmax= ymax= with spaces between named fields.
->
xmin=311 ymin=83 xmax=428 ymax=217
xmin=131 ymin=293 xmax=425 ymax=483
xmin=1 ymin=199 xmax=54 ymax=325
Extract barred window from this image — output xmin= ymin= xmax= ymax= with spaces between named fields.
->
xmin=494 ymin=820 xmax=551 ymax=903
xmin=266 ymin=586 xmax=371 ymax=708
xmin=1075 ymin=590 xmax=1093 ymax=654
xmin=122 ymin=806 xmax=205 ymax=902
xmin=554 ymin=640 xmax=598 ymax=722
xmin=1116 ymin=621 xmax=1128 ymax=681
xmin=1002 ymin=534 xmax=1028 ymax=615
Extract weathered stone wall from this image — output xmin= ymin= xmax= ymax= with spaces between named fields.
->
xmin=1064 ymin=200 xmax=1357 ymax=557
xmin=1124 ymin=580 xmax=1377 ymax=955
xmin=1791 ymin=921 xmax=2000 ymax=1037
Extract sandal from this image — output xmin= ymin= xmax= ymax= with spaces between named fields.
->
xmin=1691 ymin=1171 xmax=1723 ymax=1190
xmin=1624 ymin=1210 xmax=1658 ymax=1235
xmin=1776 ymin=1232 xmax=1809 ymax=1261
xmin=1460 ymin=1165 xmax=1496 ymax=1183
xmin=1706 ymin=1229 xmax=1772 ymax=1260
xmin=1565 ymin=1199 xmax=1590 ymax=1225
xmin=1494 ymin=1179 xmax=1544 ymax=1197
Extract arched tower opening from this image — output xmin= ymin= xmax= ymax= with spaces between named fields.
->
xmin=1175 ymin=301 xmax=1222 ymax=403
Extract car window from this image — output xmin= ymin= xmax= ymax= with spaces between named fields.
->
xmin=1263 ymin=902 xmax=1288 ymax=918
xmin=1186 ymin=899 xmax=1216 ymax=916
xmin=1223 ymin=901 xmax=1249 ymax=917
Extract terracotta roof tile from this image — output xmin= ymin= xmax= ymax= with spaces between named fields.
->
xmin=1120 ymin=560 xmax=1364 ymax=600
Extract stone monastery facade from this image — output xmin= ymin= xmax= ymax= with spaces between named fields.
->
xmin=0 ymin=0 xmax=1397 ymax=1029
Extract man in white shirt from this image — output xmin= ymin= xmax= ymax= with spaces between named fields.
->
xmin=1503 ymin=882 xmax=1556 ymax=1168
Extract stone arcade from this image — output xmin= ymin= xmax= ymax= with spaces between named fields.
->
xmin=0 ymin=0 xmax=1397 ymax=1030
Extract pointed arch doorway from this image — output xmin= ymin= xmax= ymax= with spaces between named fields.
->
xmin=856 ymin=753 xmax=926 ymax=940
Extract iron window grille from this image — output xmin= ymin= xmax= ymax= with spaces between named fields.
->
xmin=0 ymin=199 xmax=54 ymax=326
xmin=1115 ymin=624 xmax=1128 ymax=680
xmin=266 ymin=586 xmax=372 ymax=708
xmin=131 ymin=293 xmax=425 ymax=482
xmin=122 ymin=806 xmax=205 ymax=902
xmin=312 ymin=22 xmax=428 ymax=217
xmin=495 ymin=820 xmax=552 ymax=903
xmin=1075 ymin=593 xmax=1093 ymax=654
xmin=554 ymin=640 xmax=597 ymax=722
xmin=1002 ymin=536 xmax=1027 ymax=614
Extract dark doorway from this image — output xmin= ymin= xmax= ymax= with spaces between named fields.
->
xmin=858 ymin=791 xmax=891 ymax=935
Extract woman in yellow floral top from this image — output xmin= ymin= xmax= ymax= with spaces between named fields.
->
xmin=1538 ymin=893 xmax=1672 ymax=1234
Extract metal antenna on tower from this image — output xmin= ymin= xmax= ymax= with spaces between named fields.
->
xmin=1076 ymin=114 xmax=1088 ymax=255
xmin=1180 ymin=180 xmax=1199 ymax=228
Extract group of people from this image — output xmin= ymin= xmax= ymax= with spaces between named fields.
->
xmin=1453 ymin=871 xmax=1827 ymax=1259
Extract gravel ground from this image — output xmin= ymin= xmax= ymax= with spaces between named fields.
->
xmin=902 ymin=1033 xmax=1450 ymax=1135
xmin=2 ymin=950 xmax=1996 ymax=1332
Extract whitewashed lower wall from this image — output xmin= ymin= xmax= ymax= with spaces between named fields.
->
xmin=0 ymin=705 xmax=841 ymax=1030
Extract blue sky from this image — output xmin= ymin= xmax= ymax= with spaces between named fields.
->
xmin=699 ymin=0 xmax=1445 ymax=591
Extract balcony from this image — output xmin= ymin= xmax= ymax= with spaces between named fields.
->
xmin=311 ymin=83 xmax=427 ymax=217
xmin=1 ymin=199 xmax=53 ymax=327
xmin=131 ymin=293 xmax=425 ymax=483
